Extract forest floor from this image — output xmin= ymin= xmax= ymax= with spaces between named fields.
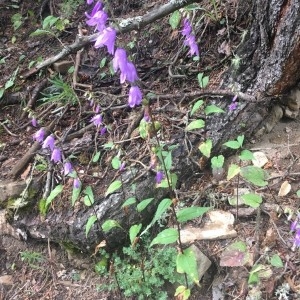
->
xmin=0 ymin=0 xmax=300 ymax=299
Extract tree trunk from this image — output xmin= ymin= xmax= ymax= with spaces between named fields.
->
xmin=5 ymin=0 xmax=300 ymax=252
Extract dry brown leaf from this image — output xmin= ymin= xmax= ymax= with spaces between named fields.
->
xmin=21 ymin=164 xmax=31 ymax=180
xmin=278 ymin=180 xmax=291 ymax=196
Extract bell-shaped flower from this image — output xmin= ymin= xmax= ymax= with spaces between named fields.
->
xmin=94 ymin=27 xmax=116 ymax=55
xmin=128 ymin=86 xmax=142 ymax=108
xmin=100 ymin=126 xmax=107 ymax=135
xmin=85 ymin=1 xmax=103 ymax=19
xmin=51 ymin=148 xmax=61 ymax=163
xmin=123 ymin=62 xmax=138 ymax=83
xmin=73 ymin=178 xmax=81 ymax=189
xmin=31 ymin=118 xmax=37 ymax=127
xmin=156 ymin=171 xmax=164 ymax=184
xmin=33 ymin=128 xmax=45 ymax=143
xmin=113 ymin=48 xmax=128 ymax=73
xmin=184 ymin=34 xmax=199 ymax=57
xmin=86 ymin=10 xmax=108 ymax=32
xmin=64 ymin=162 xmax=73 ymax=175
xmin=181 ymin=19 xmax=192 ymax=37
xmin=42 ymin=135 xmax=55 ymax=151
xmin=91 ymin=114 xmax=103 ymax=127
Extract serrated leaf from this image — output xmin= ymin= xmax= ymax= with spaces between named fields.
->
xmin=83 ymin=186 xmax=94 ymax=206
xmin=227 ymin=164 xmax=240 ymax=180
xmin=129 ymin=224 xmax=142 ymax=244
xmin=176 ymin=247 xmax=199 ymax=284
xmin=169 ymin=10 xmax=181 ymax=29
xmin=71 ymin=185 xmax=81 ymax=206
xmin=137 ymin=198 xmax=154 ymax=212
xmin=199 ymin=139 xmax=212 ymax=158
xmin=105 ymin=180 xmax=122 ymax=196
xmin=150 ymin=228 xmax=178 ymax=247
xmin=211 ymin=155 xmax=224 ymax=169
xmin=190 ymin=99 xmax=204 ymax=116
xmin=122 ymin=197 xmax=136 ymax=208
xmin=92 ymin=151 xmax=101 ymax=163
xmin=176 ymin=206 xmax=210 ymax=223
xmin=185 ymin=119 xmax=205 ymax=131
xmin=86 ymin=215 xmax=97 ymax=237
xmin=204 ymin=105 xmax=224 ymax=115
xmin=240 ymin=166 xmax=268 ymax=187
xmin=241 ymin=193 xmax=263 ymax=208
xmin=239 ymin=149 xmax=254 ymax=161
xmin=223 ymin=140 xmax=241 ymax=149
xmin=46 ymin=184 xmax=63 ymax=207
xmin=270 ymin=254 xmax=283 ymax=268
xmin=101 ymin=219 xmax=122 ymax=233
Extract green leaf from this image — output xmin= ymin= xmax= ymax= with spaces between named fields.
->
xmin=248 ymin=271 xmax=259 ymax=285
xmin=157 ymin=173 xmax=178 ymax=190
xmin=185 ymin=119 xmax=205 ymax=131
xmin=129 ymin=224 xmax=142 ymax=244
xmin=102 ymin=219 xmax=122 ymax=233
xmin=42 ymin=15 xmax=59 ymax=29
xmin=297 ymin=190 xmax=300 ymax=197
xmin=204 ymin=105 xmax=224 ymax=115
xmin=103 ymin=142 xmax=114 ymax=149
xmin=111 ymin=156 xmax=121 ymax=170
xmin=0 ymin=88 xmax=5 ymax=99
xmin=150 ymin=228 xmax=178 ymax=247
xmin=270 ymin=254 xmax=283 ymax=268
xmin=92 ymin=151 xmax=101 ymax=163
xmin=227 ymin=164 xmax=240 ymax=180
xmin=137 ymin=198 xmax=154 ymax=212
xmin=169 ymin=10 xmax=181 ymax=29
xmin=71 ymin=184 xmax=81 ymax=206
xmin=151 ymin=198 xmax=172 ymax=225
xmin=176 ymin=247 xmax=199 ymax=284
xmin=99 ymin=57 xmax=107 ymax=68
xmin=83 ymin=186 xmax=94 ymax=207
xmin=38 ymin=198 xmax=47 ymax=216
xmin=211 ymin=155 xmax=224 ymax=169
xmin=105 ymin=180 xmax=122 ymax=196
xmin=175 ymin=286 xmax=191 ymax=300
xmin=240 ymin=166 xmax=268 ymax=187
xmin=46 ymin=184 xmax=63 ymax=207
xmin=223 ymin=140 xmax=241 ymax=149
xmin=164 ymin=151 xmax=172 ymax=171
xmin=237 ymin=135 xmax=244 ymax=147
xmin=139 ymin=119 xmax=148 ymax=139
xmin=85 ymin=215 xmax=97 ymax=237
xmin=198 ymin=139 xmax=212 ymax=158
xmin=241 ymin=193 xmax=263 ymax=208
xmin=190 ymin=99 xmax=204 ymax=116
xmin=197 ymin=73 xmax=209 ymax=88
xmin=122 ymin=197 xmax=136 ymax=208
xmin=239 ymin=149 xmax=254 ymax=161
xmin=176 ymin=207 xmax=211 ymax=223
xmin=30 ymin=29 xmax=54 ymax=37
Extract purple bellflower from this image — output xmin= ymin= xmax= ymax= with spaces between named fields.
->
xmin=181 ymin=19 xmax=192 ymax=37
xmin=87 ymin=0 xmax=93 ymax=4
xmin=119 ymin=162 xmax=126 ymax=172
xmin=31 ymin=118 xmax=37 ymax=127
xmin=229 ymin=95 xmax=238 ymax=111
xmin=42 ymin=135 xmax=55 ymax=151
xmin=184 ymin=34 xmax=199 ymax=57
xmin=86 ymin=10 xmax=108 ymax=32
xmin=51 ymin=148 xmax=61 ymax=163
xmin=94 ymin=27 xmax=116 ymax=55
xmin=100 ymin=126 xmax=107 ymax=135
xmin=291 ymin=214 xmax=300 ymax=250
xmin=124 ymin=62 xmax=138 ymax=83
xmin=85 ymin=1 xmax=103 ymax=20
xmin=128 ymin=86 xmax=142 ymax=108
xmin=113 ymin=48 xmax=128 ymax=73
xmin=156 ymin=171 xmax=164 ymax=184
xmin=91 ymin=114 xmax=103 ymax=127
xmin=64 ymin=162 xmax=73 ymax=175
xmin=33 ymin=128 xmax=45 ymax=143
xmin=73 ymin=178 xmax=81 ymax=189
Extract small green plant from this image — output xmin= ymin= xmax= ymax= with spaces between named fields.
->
xmin=20 ymin=251 xmax=44 ymax=268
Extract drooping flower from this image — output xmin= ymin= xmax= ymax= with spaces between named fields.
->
xmin=184 ymin=34 xmax=199 ymax=57
xmin=51 ymin=148 xmax=61 ymax=163
xmin=85 ymin=1 xmax=103 ymax=19
xmin=94 ymin=27 xmax=116 ymax=55
xmin=64 ymin=162 xmax=73 ymax=175
xmin=31 ymin=118 xmax=37 ymax=127
xmin=119 ymin=162 xmax=126 ymax=172
xmin=181 ymin=19 xmax=192 ymax=37
xmin=95 ymin=104 xmax=100 ymax=113
xmin=113 ymin=48 xmax=128 ymax=73
xmin=144 ymin=112 xmax=150 ymax=122
xmin=156 ymin=171 xmax=164 ymax=184
xmin=128 ymin=86 xmax=142 ymax=108
xmin=33 ymin=128 xmax=45 ymax=143
xmin=86 ymin=10 xmax=108 ymax=32
xmin=73 ymin=178 xmax=81 ymax=189
xmin=124 ymin=62 xmax=138 ymax=83
xmin=91 ymin=114 xmax=103 ymax=127
xmin=42 ymin=135 xmax=55 ymax=151
xmin=229 ymin=95 xmax=238 ymax=111
xmin=87 ymin=0 xmax=93 ymax=4
xmin=100 ymin=126 xmax=107 ymax=135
